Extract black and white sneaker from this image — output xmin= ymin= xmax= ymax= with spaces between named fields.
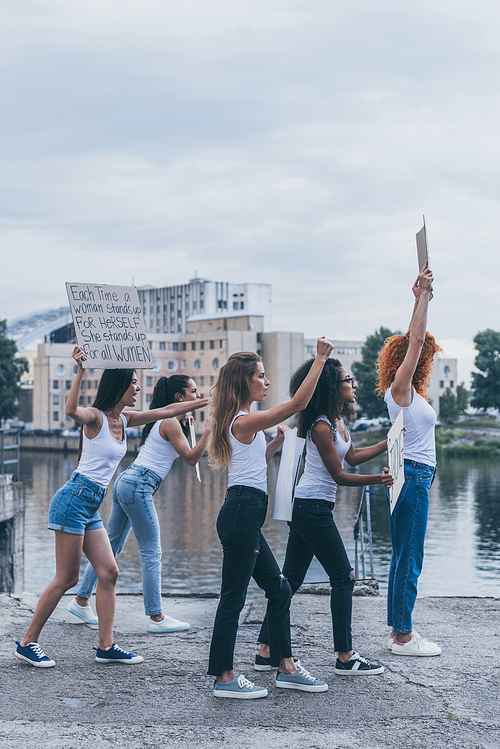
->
xmin=334 ymin=652 xmax=384 ymax=676
xmin=254 ymin=654 xmax=300 ymax=671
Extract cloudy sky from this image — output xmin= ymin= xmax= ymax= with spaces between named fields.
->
xmin=2 ymin=0 xmax=499 ymax=350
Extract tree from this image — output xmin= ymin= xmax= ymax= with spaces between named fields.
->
xmin=0 ymin=320 xmax=29 ymax=423
xmin=439 ymin=388 xmax=458 ymax=424
xmin=456 ymin=382 xmax=469 ymax=415
xmin=352 ymin=326 xmax=399 ymax=418
xmin=470 ymin=329 xmax=500 ymax=411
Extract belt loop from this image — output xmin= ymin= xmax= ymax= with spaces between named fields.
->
xmin=237 ymin=486 xmax=243 ymax=495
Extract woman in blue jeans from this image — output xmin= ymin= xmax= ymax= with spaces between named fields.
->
xmin=377 ymin=263 xmax=441 ymax=656
xmin=68 ymin=375 xmax=211 ymax=634
xmin=256 ymin=357 xmax=392 ymax=675
xmin=207 ymin=338 xmax=334 ymax=699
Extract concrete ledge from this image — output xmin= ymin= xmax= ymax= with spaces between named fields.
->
xmin=0 ymin=476 xmax=24 ymax=595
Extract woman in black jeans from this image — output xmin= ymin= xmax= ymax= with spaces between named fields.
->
xmin=207 ymin=339 xmax=333 ymax=699
xmin=256 ymin=358 xmax=393 ymax=675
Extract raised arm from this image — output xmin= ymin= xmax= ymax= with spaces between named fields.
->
xmin=65 ymin=346 xmax=102 ymax=428
xmin=232 ymin=338 xmax=334 ymax=442
xmin=126 ymin=397 xmax=209 ymax=428
xmin=159 ymin=415 xmax=212 ymax=466
xmin=391 ymin=266 xmax=433 ymax=408
xmin=313 ymin=421 xmax=393 ymax=487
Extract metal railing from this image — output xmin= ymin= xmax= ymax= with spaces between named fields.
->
xmin=0 ymin=428 xmax=21 ymax=482
xmin=353 ymin=486 xmax=374 ymax=580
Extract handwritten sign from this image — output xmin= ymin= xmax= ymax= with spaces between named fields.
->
xmin=387 ymin=408 xmax=405 ymax=515
xmin=272 ymin=428 xmax=305 ymax=522
xmin=66 ymin=282 xmax=153 ymax=369
xmin=416 ymin=216 xmax=433 ymax=300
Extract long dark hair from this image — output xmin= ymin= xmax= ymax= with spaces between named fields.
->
xmin=139 ymin=375 xmax=192 ymax=445
xmin=78 ymin=368 xmax=136 ymax=461
xmin=290 ymin=358 xmax=355 ymax=440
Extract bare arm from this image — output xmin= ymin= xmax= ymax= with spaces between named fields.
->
xmin=391 ymin=266 xmax=433 ymax=408
xmin=159 ymin=415 xmax=212 ymax=466
xmin=265 ymin=424 xmax=288 ymax=464
xmin=65 ymin=346 xmax=102 ymax=428
xmin=345 ymin=439 xmax=388 ymax=467
xmin=232 ymin=338 xmax=333 ymax=442
xmin=312 ymin=421 xmax=393 ymax=487
xmin=126 ymin=398 xmax=208 ymax=427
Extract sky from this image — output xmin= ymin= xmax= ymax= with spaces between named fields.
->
xmin=1 ymin=0 xmax=499 ymax=351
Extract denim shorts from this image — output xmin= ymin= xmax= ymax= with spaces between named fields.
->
xmin=48 ymin=472 xmax=107 ymax=535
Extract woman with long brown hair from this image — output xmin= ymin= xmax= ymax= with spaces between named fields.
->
xmin=376 ymin=264 xmax=442 ymax=656
xmin=207 ymin=338 xmax=333 ymax=699
xmin=15 ymin=347 xmax=206 ymax=668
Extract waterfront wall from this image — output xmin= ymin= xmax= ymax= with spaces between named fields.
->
xmin=0 ymin=474 xmax=24 ymax=594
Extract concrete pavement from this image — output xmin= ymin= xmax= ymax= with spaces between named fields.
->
xmin=1 ymin=591 xmax=499 ymax=749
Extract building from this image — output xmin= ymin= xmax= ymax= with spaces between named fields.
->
xmin=137 ymin=278 xmax=273 ymax=335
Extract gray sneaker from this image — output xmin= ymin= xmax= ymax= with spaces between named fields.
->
xmin=213 ymin=674 xmax=268 ymax=699
xmin=275 ymin=665 xmax=328 ymax=692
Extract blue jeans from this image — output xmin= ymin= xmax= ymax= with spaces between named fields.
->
xmin=207 ymin=485 xmax=293 ymax=677
xmin=386 ymin=460 xmax=436 ymax=633
xmin=48 ymin=472 xmax=106 ymax=535
xmin=258 ymin=498 xmax=354 ymax=653
xmin=78 ymin=463 xmax=163 ymax=616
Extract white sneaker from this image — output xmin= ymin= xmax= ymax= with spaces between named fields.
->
xmin=148 ymin=614 xmax=190 ymax=633
xmin=66 ymin=598 xmax=98 ymax=625
xmin=391 ymin=631 xmax=441 ymax=657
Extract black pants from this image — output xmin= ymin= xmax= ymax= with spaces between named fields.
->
xmin=207 ymin=485 xmax=293 ymax=677
xmin=258 ymin=498 xmax=354 ymax=653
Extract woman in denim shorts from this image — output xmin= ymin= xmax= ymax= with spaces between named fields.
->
xmin=207 ymin=338 xmax=333 ymax=699
xmin=256 ymin=357 xmax=393 ymax=676
xmin=68 ymin=375 xmax=211 ymax=634
xmin=377 ymin=264 xmax=442 ymax=657
xmin=16 ymin=346 xmax=207 ymax=669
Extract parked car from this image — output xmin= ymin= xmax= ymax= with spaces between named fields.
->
xmin=62 ymin=429 xmax=80 ymax=438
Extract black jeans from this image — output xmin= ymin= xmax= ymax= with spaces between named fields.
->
xmin=207 ymin=485 xmax=293 ymax=677
xmin=258 ymin=498 xmax=354 ymax=653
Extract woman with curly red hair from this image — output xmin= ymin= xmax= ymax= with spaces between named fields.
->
xmin=376 ymin=264 xmax=442 ymax=657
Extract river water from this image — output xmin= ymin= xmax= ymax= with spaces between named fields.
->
xmin=20 ymin=451 xmax=500 ymax=598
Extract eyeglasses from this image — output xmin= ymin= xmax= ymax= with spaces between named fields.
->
xmin=341 ymin=376 xmax=356 ymax=387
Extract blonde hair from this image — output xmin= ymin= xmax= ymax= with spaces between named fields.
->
xmin=208 ymin=352 xmax=261 ymax=470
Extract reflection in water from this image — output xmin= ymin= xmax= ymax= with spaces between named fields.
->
xmin=20 ymin=451 xmax=500 ymax=598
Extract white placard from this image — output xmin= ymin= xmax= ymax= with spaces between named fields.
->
xmin=387 ymin=409 xmax=405 ymax=515
xmin=66 ymin=282 xmax=153 ymax=368
xmin=415 ymin=216 xmax=433 ymax=300
xmin=272 ymin=428 xmax=305 ymax=522
xmin=188 ymin=415 xmax=201 ymax=483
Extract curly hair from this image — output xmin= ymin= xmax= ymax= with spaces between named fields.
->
xmin=290 ymin=358 xmax=355 ymax=441
xmin=376 ymin=331 xmax=442 ymax=399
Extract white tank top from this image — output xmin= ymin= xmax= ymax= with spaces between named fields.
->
xmin=295 ymin=416 xmax=351 ymax=503
xmin=385 ymin=385 xmax=436 ymax=467
xmin=76 ymin=411 xmax=128 ymax=488
xmin=227 ymin=411 xmax=268 ymax=493
xmin=134 ymin=420 xmax=180 ymax=480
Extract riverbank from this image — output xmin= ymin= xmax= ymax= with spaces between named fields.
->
xmin=1 ymin=591 xmax=499 ymax=748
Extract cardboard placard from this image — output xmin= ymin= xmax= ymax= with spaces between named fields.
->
xmin=387 ymin=409 xmax=405 ymax=515
xmin=272 ymin=428 xmax=305 ymax=522
xmin=66 ymin=282 xmax=153 ymax=369
xmin=416 ymin=216 xmax=433 ymax=300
